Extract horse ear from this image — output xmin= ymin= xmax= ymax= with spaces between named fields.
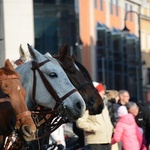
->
xmin=4 ymin=59 xmax=15 ymax=71
xmin=27 ymin=43 xmax=43 ymax=61
xmin=59 ymin=44 xmax=68 ymax=56
xmin=19 ymin=44 xmax=25 ymax=57
xmin=71 ymin=54 xmax=77 ymax=61
xmin=45 ymin=52 xmax=52 ymax=59
xmin=58 ymin=44 xmax=68 ymax=61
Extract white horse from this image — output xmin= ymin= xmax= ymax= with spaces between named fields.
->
xmin=15 ymin=44 xmax=86 ymax=121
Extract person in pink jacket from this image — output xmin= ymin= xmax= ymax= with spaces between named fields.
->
xmin=111 ymin=106 xmax=143 ymax=150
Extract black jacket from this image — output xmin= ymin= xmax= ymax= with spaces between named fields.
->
xmin=136 ymin=102 xmax=150 ymax=145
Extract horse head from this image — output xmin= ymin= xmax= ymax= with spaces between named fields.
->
xmin=0 ymin=59 xmax=36 ymax=141
xmin=53 ymin=44 xmax=104 ymax=115
xmin=16 ymin=44 xmax=86 ymax=122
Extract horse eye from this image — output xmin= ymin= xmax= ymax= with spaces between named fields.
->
xmin=49 ymin=72 xmax=57 ymax=77
xmin=69 ymin=70 xmax=75 ymax=74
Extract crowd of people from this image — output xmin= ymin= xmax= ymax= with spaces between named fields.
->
xmin=46 ymin=81 xmax=150 ymax=150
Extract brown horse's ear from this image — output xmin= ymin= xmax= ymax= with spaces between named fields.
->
xmin=71 ymin=54 xmax=77 ymax=61
xmin=4 ymin=59 xmax=15 ymax=71
xmin=58 ymin=44 xmax=68 ymax=61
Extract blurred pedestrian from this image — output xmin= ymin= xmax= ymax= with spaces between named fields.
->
xmin=126 ymin=101 xmax=150 ymax=150
xmin=111 ymin=106 xmax=143 ymax=150
xmin=105 ymin=90 xmax=119 ymax=127
xmin=76 ymin=82 xmax=113 ymax=150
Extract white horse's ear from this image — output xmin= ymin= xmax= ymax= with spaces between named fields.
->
xmin=19 ymin=44 xmax=25 ymax=57
xmin=27 ymin=43 xmax=43 ymax=62
xmin=44 ymin=52 xmax=52 ymax=59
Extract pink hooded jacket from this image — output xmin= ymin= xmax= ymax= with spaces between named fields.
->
xmin=111 ymin=113 xmax=143 ymax=150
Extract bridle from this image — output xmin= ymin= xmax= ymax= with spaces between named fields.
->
xmin=31 ymin=59 xmax=77 ymax=109
xmin=30 ymin=59 xmax=78 ymax=140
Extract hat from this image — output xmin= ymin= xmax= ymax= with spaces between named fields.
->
xmin=93 ymin=81 xmax=104 ymax=92
xmin=118 ymin=106 xmax=128 ymax=117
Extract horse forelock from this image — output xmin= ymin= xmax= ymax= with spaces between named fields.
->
xmin=0 ymin=68 xmax=20 ymax=80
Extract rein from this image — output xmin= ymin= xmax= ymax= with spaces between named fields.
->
xmin=30 ymin=109 xmax=67 ymax=140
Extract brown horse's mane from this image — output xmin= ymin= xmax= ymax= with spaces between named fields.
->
xmin=74 ymin=60 xmax=92 ymax=81
xmin=0 ymin=67 xmax=20 ymax=80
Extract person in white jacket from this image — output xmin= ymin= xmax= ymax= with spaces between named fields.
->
xmin=76 ymin=82 xmax=113 ymax=150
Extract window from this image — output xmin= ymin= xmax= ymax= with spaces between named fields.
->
xmin=141 ymin=31 xmax=146 ymax=51
xmin=125 ymin=3 xmax=128 ymax=19
xmin=94 ymin=0 xmax=97 ymax=9
xmin=147 ymin=68 xmax=150 ymax=85
xmin=116 ymin=0 xmax=118 ymax=16
xmin=110 ymin=0 xmax=113 ymax=15
xmin=149 ymin=5 xmax=150 ymax=17
xmin=100 ymin=0 xmax=103 ymax=11
xmin=129 ymin=5 xmax=133 ymax=21
xmin=148 ymin=33 xmax=150 ymax=51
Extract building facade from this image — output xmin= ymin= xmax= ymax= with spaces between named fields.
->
xmin=140 ymin=0 xmax=150 ymax=102
xmin=1 ymin=0 xmax=150 ymax=102
xmin=0 ymin=0 xmax=34 ymax=65
xmin=79 ymin=0 xmax=145 ymax=101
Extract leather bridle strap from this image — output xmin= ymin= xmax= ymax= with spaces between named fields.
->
xmin=0 ymin=98 xmax=10 ymax=103
xmin=31 ymin=60 xmax=77 ymax=109
xmin=17 ymin=111 xmax=31 ymax=120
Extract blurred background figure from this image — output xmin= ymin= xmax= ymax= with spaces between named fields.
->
xmin=47 ymin=124 xmax=66 ymax=150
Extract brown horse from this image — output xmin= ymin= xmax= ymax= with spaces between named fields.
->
xmin=0 ymin=59 xmax=36 ymax=142
xmin=52 ymin=44 xmax=104 ymax=115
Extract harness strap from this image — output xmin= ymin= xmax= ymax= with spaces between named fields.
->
xmin=31 ymin=60 xmax=77 ymax=109
xmin=14 ymin=59 xmax=24 ymax=66
xmin=32 ymin=116 xmax=65 ymax=140
xmin=0 ymin=98 xmax=10 ymax=103
xmin=17 ymin=111 xmax=31 ymax=120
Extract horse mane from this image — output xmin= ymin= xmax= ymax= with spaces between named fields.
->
xmin=74 ymin=61 xmax=92 ymax=81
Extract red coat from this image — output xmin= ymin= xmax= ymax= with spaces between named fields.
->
xmin=111 ymin=113 xmax=143 ymax=150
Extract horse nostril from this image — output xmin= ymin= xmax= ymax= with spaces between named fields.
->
xmin=24 ymin=126 xmax=30 ymax=134
xmin=76 ymin=101 xmax=81 ymax=110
